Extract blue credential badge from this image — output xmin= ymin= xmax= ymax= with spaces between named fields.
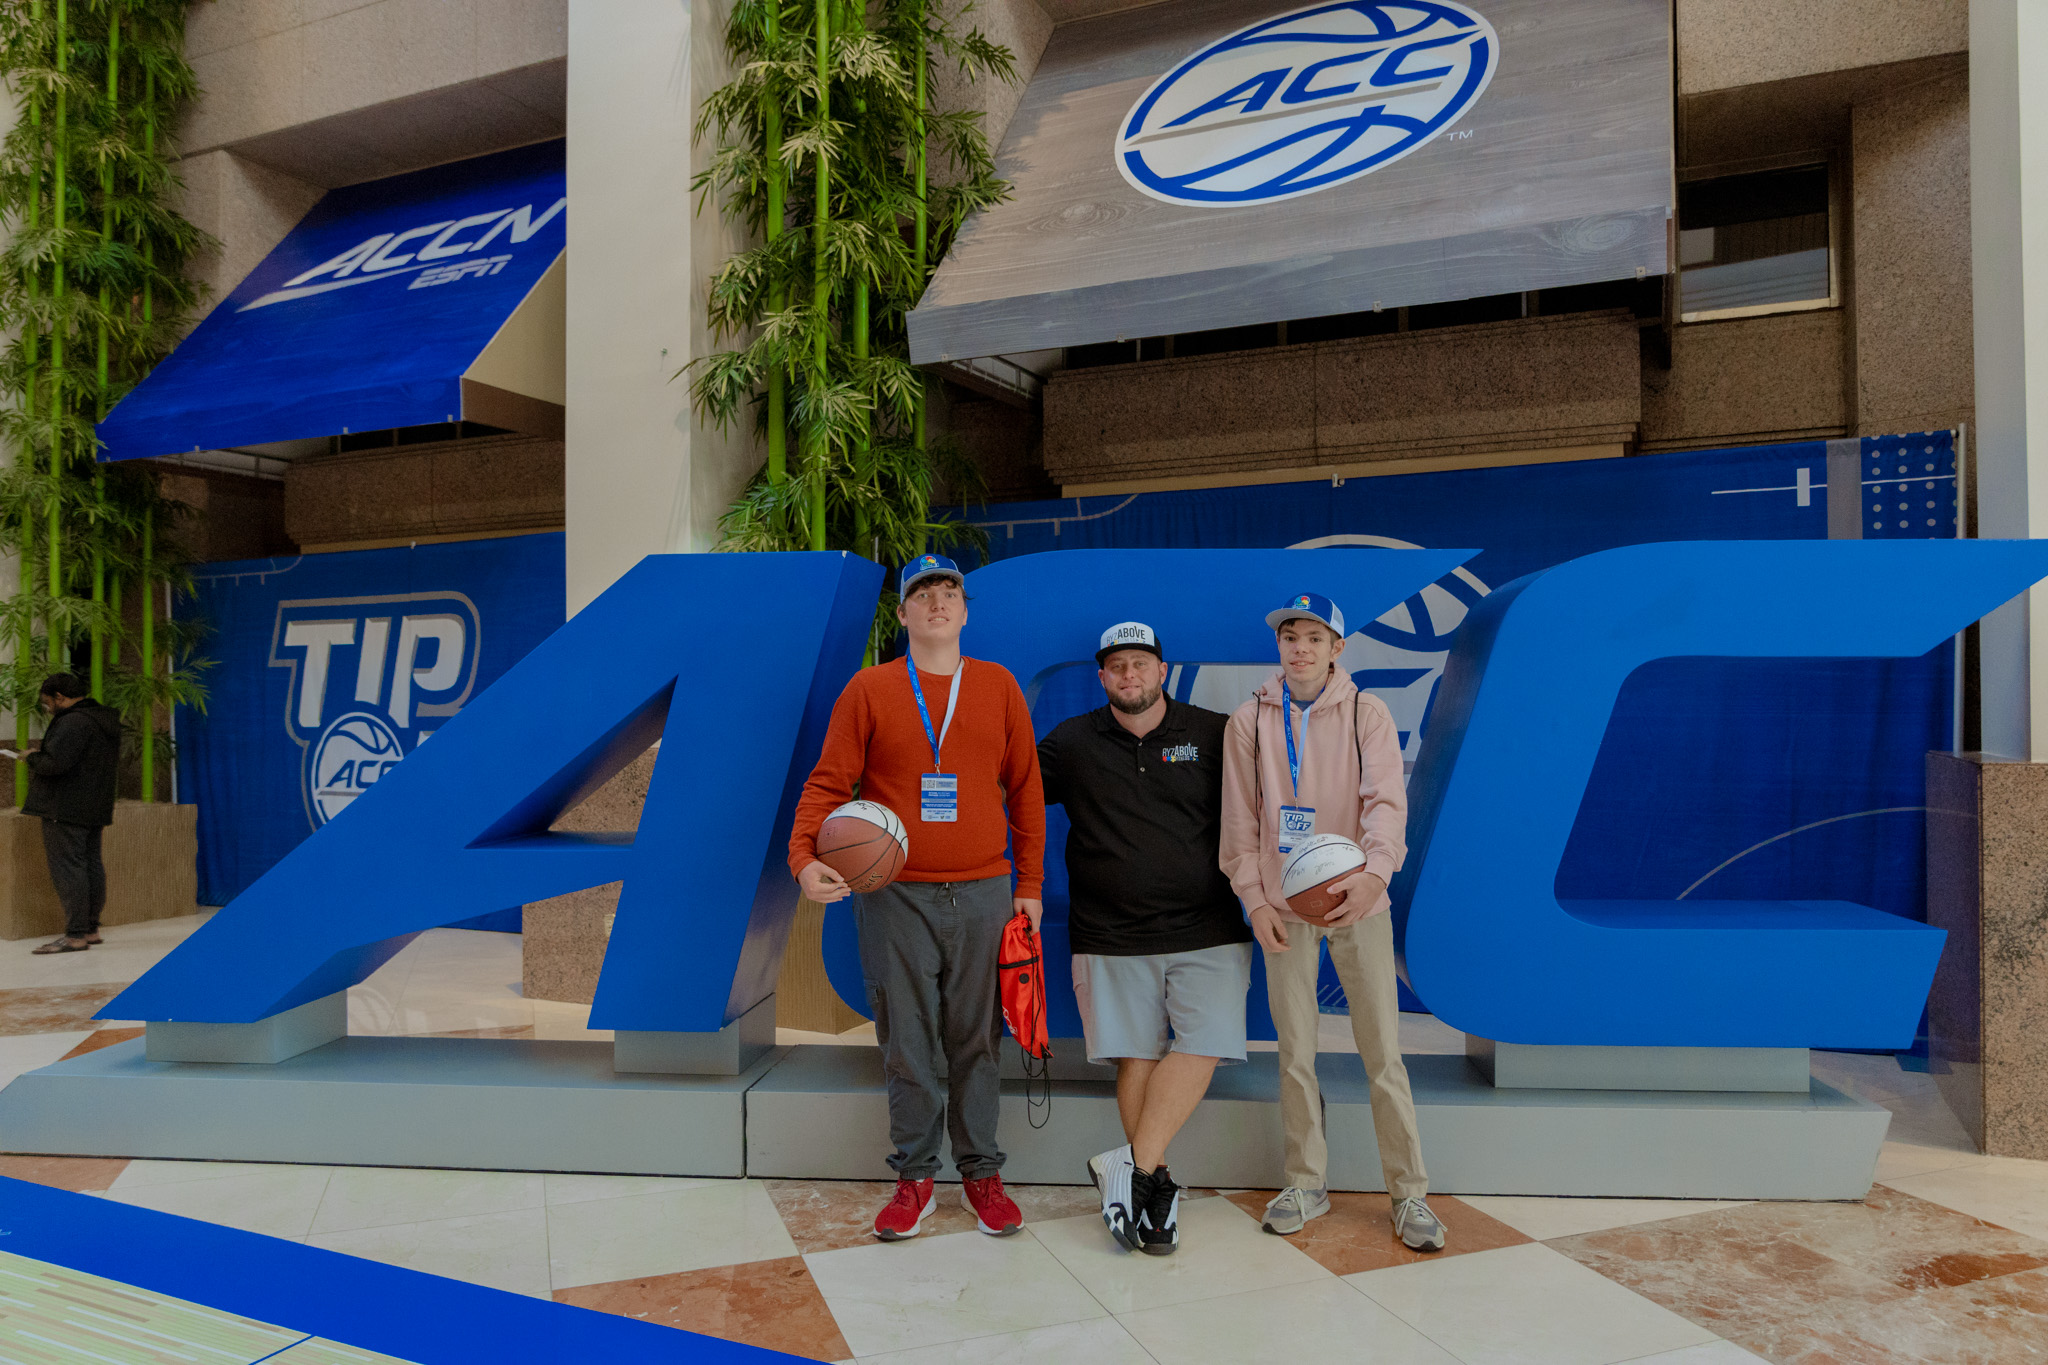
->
xmin=921 ymin=773 xmax=959 ymax=823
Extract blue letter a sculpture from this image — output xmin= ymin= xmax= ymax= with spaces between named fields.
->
xmin=109 ymin=553 xmax=882 ymax=1031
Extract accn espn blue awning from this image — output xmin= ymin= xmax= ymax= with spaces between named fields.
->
xmin=98 ymin=140 xmax=565 ymax=462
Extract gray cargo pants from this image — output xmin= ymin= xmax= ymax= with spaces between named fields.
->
xmin=853 ymin=875 xmax=1010 ymax=1181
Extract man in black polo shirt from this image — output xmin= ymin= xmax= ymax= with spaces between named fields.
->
xmin=1039 ymin=621 xmax=1252 ymax=1258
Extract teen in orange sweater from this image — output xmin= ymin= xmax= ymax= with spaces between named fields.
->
xmin=789 ymin=555 xmax=1045 ymax=1241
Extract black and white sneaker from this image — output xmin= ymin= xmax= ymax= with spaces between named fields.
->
xmin=1089 ymin=1143 xmax=1142 ymax=1251
xmin=1137 ymin=1166 xmax=1180 ymax=1256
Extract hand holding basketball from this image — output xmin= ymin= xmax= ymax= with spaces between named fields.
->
xmin=813 ymin=800 xmax=909 ymax=894
xmin=1321 ymin=870 xmax=1388 ymax=926
xmin=799 ymin=860 xmax=851 ymax=903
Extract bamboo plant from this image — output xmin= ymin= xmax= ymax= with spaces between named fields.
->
xmin=0 ymin=0 xmax=213 ymax=803
xmin=691 ymin=0 xmax=1013 ymax=643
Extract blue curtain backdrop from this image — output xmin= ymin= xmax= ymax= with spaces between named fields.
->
xmin=945 ymin=433 xmax=1958 ymax=1022
xmin=176 ymin=533 xmax=566 ymax=910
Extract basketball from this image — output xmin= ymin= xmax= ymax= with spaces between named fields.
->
xmin=817 ymin=800 xmax=909 ymax=893
xmin=1280 ymin=833 xmax=1368 ymax=925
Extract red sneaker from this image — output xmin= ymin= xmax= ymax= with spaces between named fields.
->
xmin=961 ymin=1174 xmax=1022 ymax=1236
xmin=873 ymin=1178 xmax=936 ymax=1241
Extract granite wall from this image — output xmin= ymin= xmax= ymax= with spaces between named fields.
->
xmin=283 ymin=434 xmax=565 ymax=550
xmin=1639 ymin=311 xmax=1850 ymax=453
xmin=1925 ymin=751 xmax=2048 ymax=1159
xmin=1852 ymin=72 xmax=1973 ymax=437
xmin=1042 ymin=312 xmax=1641 ymax=489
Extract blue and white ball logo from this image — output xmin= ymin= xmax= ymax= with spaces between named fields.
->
xmin=308 ymin=711 xmax=405 ymax=826
xmin=1117 ymin=0 xmax=1498 ymax=207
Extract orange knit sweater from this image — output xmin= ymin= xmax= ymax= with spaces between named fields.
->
xmin=789 ymin=655 xmax=1045 ymax=896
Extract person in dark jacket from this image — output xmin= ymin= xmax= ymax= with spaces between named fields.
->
xmin=19 ymin=674 xmax=122 ymax=954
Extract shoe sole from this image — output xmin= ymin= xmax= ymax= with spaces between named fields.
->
xmin=874 ymin=1192 xmax=937 ymax=1241
xmin=1140 ymin=1239 xmax=1178 ymax=1256
xmin=960 ymin=1189 xmax=1021 ymax=1236
xmin=1400 ymin=1232 xmax=1447 ymax=1252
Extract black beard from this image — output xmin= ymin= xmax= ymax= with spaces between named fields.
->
xmin=1109 ymin=686 xmax=1162 ymax=716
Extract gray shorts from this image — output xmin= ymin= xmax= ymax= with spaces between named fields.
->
xmin=1072 ymin=941 xmax=1253 ymax=1066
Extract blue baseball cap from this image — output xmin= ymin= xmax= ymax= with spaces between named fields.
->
xmin=900 ymin=554 xmax=963 ymax=596
xmin=1266 ymin=592 xmax=1346 ymax=635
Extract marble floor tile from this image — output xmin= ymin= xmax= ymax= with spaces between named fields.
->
xmin=1351 ymin=1242 xmax=1716 ymax=1365
xmin=1456 ymin=1195 xmax=1753 ymax=1242
xmin=0 ymin=984 xmax=123 ymax=1035
xmin=529 ymin=997 xmax=613 ymax=1041
xmin=1119 ymin=1276 xmax=1457 ymax=1365
xmin=546 ymin=1179 xmax=797 ymax=1289
xmin=0 ymin=1152 xmax=130 ymax=1192
xmin=1549 ymin=1187 xmax=2048 ymax=1364
xmin=309 ymin=1205 xmax=553 ymax=1299
xmin=0 ymin=910 xmax=212 ymax=990
xmin=1621 ymin=1345 xmax=1769 ymax=1365
xmin=554 ymin=1255 xmax=850 ymax=1362
xmin=422 ymin=1024 xmax=536 ymax=1039
xmin=1222 ymin=1189 xmax=1529 ymax=1275
xmin=0 ymin=1029 xmax=96 ymax=1089
xmin=310 ymin=1166 xmax=545 ymax=1234
xmin=58 ymin=1025 xmax=143 ymax=1058
xmin=1876 ymin=1138 xmax=1990 ymax=1184
xmin=1884 ymin=1155 xmax=2048 ymax=1243
xmin=103 ymin=1163 xmax=335 ymax=1239
xmin=110 ymin=1157 xmax=297 ymax=1188
xmin=853 ymin=1317 xmax=1155 ymax=1365
xmin=267 ymin=1339 xmax=424 ymax=1365
xmin=766 ymin=1180 xmax=1106 ymax=1255
xmin=542 ymin=1172 xmax=720 ymax=1206
xmin=805 ymin=1226 xmax=1104 ymax=1357
xmin=1031 ymin=1196 xmax=1328 ymax=1314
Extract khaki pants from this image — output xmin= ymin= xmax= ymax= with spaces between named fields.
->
xmin=1263 ymin=911 xmax=1427 ymax=1198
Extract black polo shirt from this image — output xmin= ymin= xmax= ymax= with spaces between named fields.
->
xmin=1037 ymin=700 xmax=1250 ymax=957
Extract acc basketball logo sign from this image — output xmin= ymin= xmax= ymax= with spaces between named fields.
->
xmin=1116 ymin=0 xmax=1498 ymax=206
xmin=269 ymin=594 xmax=483 ymax=829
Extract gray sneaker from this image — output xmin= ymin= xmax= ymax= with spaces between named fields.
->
xmin=1260 ymin=1186 xmax=1330 ymax=1235
xmin=1089 ymin=1144 xmax=1141 ymax=1251
xmin=1393 ymin=1196 xmax=1446 ymax=1251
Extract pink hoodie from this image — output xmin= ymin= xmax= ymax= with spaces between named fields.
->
xmin=1220 ymin=668 xmax=1408 ymax=923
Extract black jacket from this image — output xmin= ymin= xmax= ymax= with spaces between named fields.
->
xmin=1038 ymin=700 xmax=1251 ymax=957
xmin=22 ymin=699 xmax=122 ymax=827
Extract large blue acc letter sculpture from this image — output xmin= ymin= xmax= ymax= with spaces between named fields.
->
xmin=112 ymin=542 xmax=2048 ymax=1053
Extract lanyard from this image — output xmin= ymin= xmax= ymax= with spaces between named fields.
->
xmin=1284 ymin=694 xmax=1305 ymax=800
xmin=908 ymin=658 xmax=965 ymax=771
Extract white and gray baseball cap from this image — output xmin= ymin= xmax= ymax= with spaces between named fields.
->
xmin=1096 ymin=620 xmax=1163 ymax=664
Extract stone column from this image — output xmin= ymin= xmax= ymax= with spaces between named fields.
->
xmin=1970 ymin=0 xmax=2048 ymax=758
xmin=564 ymin=0 xmax=757 ymax=618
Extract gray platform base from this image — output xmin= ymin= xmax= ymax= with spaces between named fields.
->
xmin=1467 ymin=1036 xmax=1813 ymax=1093
xmin=146 ymin=992 xmax=347 ymax=1065
xmin=0 ymin=1037 xmax=789 ymax=1177
xmin=0 ymin=1042 xmax=1889 ymax=1197
xmin=749 ymin=1049 xmax=1890 ymax=1199
xmin=614 ymin=993 xmax=777 ymax=1076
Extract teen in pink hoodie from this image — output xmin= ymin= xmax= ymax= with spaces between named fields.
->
xmin=1219 ymin=591 xmax=1445 ymax=1253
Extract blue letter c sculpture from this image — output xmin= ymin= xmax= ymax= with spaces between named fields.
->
xmin=1393 ymin=539 xmax=2048 ymax=1050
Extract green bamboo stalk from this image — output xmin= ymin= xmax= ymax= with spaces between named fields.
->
xmin=809 ymin=0 xmax=831 ymax=551
xmin=17 ymin=0 xmax=46 ymax=806
xmin=139 ymin=509 xmax=153 ymax=803
xmin=911 ymin=0 xmax=928 ymax=456
xmin=48 ymin=0 xmax=70 ymax=671
xmin=91 ymin=9 xmax=117 ymax=702
xmin=764 ymin=0 xmax=788 ymax=485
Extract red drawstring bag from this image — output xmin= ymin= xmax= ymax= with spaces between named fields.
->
xmin=998 ymin=911 xmax=1054 ymax=1126
xmin=998 ymin=911 xmax=1051 ymax=1060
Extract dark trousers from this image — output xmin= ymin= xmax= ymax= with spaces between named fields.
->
xmin=854 ymin=875 xmax=1011 ymax=1181
xmin=41 ymin=819 xmax=105 ymax=938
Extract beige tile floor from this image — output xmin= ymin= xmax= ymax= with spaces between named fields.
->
xmin=0 ymin=918 xmax=2043 ymax=1364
